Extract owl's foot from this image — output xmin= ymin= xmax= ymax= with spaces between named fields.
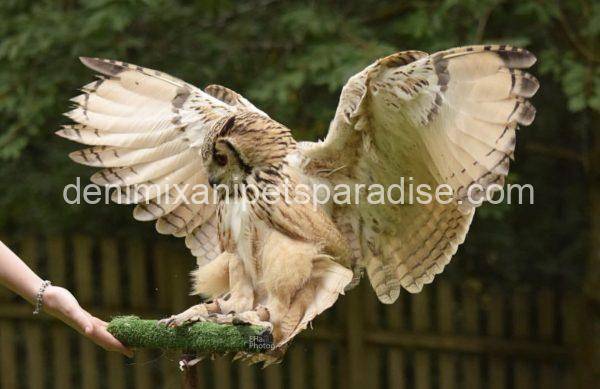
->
xmin=232 ymin=306 xmax=272 ymax=331
xmin=159 ymin=301 xmax=220 ymax=328
xmin=204 ymin=306 xmax=272 ymax=331
xmin=159 ymin=302 xmax=272 ymax=332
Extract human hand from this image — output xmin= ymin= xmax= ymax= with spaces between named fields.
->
xmin=42 ymin=285 xmax=134 ymax=357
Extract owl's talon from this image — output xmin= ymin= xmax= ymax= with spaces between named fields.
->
xmin=157 ymin=316 xmax=178 ymax=327
xmin=232 ymin=317 xmax=246 ymax=325
xmin=160 ymin=303 xmax=215 ymax=327
xmin=230 ymin=309 xmax=273 ymax=331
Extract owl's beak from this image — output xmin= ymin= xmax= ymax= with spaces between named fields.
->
xmin=208 ymin=177 xmax=220 ymax=186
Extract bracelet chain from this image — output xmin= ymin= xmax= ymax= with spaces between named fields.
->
xmin=33 ymin=280 xmax=52 ymax=315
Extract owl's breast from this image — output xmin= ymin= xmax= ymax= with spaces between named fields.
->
xmin=218 ymin=198 xmax=262 ymax=275
xmin=219 ymin=198 xmax=252 ymax=247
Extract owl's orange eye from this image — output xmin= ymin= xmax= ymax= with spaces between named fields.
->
xmin=214 ymin=153 xmax=228 ymax=166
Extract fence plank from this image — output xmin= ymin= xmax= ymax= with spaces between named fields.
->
xmin=365 ymin=288 xmax=380 ymax=389
xmin=128 ymin=239 xmax=147 ymax=309
xmin=461 ymin=285 xmax=481 ymax=389
xmin=48 ymin=236 xmax=72 ymax=389
xmin=52 ymin=325 xmax=72 ymax=389
xmin=346 ymin=285 xmax=365 ymax=389
xmin=0 ymin=322 xmax=17 ymax=389
xmin=74 ymin=235 xmax=98 ymax=389
xmin=561 ymin=294 xmax=581 ymax=389
xmin=385 ymin=292 xmax=405 ymax=389
xmin=164 ymin=244 xmax=196 ymax=388
xmin=265 ymin=361 xmax=283 ymax=389
xmin=154 ymin=242 xmax=172 ymax=311
xmin=412 ymin=288 xmax=431 ymax=389
xmin=512 ymin=290 xmax=533 ymax=389
xmin=101 ymin=238 xmax=122 ymax=308
xmin=133 ymin=350 xmax=153 ymax=389
xmin=239 ymin=361 xmax=256 ymax=389
xmin=195 ymin=361 xmax=206 ymax=389
xmin=105 ymin=326 xmax=128 ymax=386
xmin=74 ymin=235 xmax=94 ymax=304
xmin=172 ymin=250 xmax=191 ymax=313
xmin=47 ymin=236 xmax=67 ymax=285
xmin=82 ymin=340 xmax=100 ymax=389
xmin=127 ymin=240 xmax=153 ymax=389
xmin=101 ymin=239 xmax=126 ymax=389
xmin=438 ymin=281 xmax=456 ymax=389
xmin=314 ymin=342 xmax=332 ymax=389
xmin=290 ymin=344 xmax=307 ymax=389
xmin=214 ymin=355 xmax=232 ymax=389
xmin=537 ymin=289 xmax=557 ymax=389
xmin=162 ymin=356 xmax=180 ymax=389
xmin=154 ymin=242 xmax=189 ymax=389
xmin=21 ymin=235 xmax=38 ymax=268
xmin=25 ymin=323 xmax=44 ymax=389
xmin=336 ymin=297 xmax=349 ymax=389
xmin=487 ymin=288 xmax=506 ymax=389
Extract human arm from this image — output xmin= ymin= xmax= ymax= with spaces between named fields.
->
xmin=0 ymin=240 xmax=133 ymax=357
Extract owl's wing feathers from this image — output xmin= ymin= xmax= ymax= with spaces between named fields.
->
xmin=57 ymin=58 xmax=252 ymax=263
xmin=303 ymin=45 xmax=538 ymax=302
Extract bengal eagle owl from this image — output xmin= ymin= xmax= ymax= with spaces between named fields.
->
xmin=58 ymin=45 xmax=538 ymax=359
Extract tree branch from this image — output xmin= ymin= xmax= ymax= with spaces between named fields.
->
xmin=107 ymin=316 xmax=272 ymax=354
xmin=474 ymin=1 xmax=501 ymax=43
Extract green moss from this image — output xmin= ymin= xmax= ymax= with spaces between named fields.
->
xmin=107 ymin=316 xmax=272 ymax=353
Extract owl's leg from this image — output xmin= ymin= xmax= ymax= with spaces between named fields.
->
xmin=160 ymin=252 xmax=234 ymax=327
xmin=215 ymin=255 xmax=254 ymax=314
xmin=190 ymin=252 xmax=234 ymax=298
xmin=256 ymin=231 xmax=316 ymax=343
xmin=179 ymin=256 xmax=272 ymax=328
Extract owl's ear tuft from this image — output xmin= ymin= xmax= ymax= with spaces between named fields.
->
xmin=218 ymin=116 xmax=236 ymax=137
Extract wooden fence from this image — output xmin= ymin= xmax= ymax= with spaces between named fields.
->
xmin=0 ymin=235 xmax=588 ymax=389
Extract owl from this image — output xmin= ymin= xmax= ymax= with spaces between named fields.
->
xmin=58 ymin=45 xmax=538 ymax=359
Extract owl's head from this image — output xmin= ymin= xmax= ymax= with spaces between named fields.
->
xmin=203 ymin=112 xmax=295 ymax=189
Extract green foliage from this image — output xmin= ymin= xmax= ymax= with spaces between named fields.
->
xmin=0 ymin=0 xmax=595 ymax=286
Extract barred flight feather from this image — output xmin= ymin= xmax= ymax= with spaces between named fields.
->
xmin=59 ymin=57 xmax=247 ymax=266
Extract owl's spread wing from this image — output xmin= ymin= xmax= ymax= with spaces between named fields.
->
xmin=58 ymin=58 xmax=256 ymax=263
xmin=302 ymin=45 xmax=539 ymax=302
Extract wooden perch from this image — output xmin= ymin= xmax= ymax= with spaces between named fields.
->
xmin=107 ymin=316 xmax=272 ymax=353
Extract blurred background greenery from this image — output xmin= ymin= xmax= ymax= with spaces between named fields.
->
xmin=0 ymin=0 xmax=597 ymax=290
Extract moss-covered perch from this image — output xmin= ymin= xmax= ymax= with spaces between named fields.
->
xmin=107 ymin=316 xmax=272 ymax=353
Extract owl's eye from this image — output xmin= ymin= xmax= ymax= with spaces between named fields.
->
xmin=214 ymin=153 xmax=228 ymax=166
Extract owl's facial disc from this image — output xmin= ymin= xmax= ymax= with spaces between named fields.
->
xmin=206 ymin=138 xmax=252 ymax=189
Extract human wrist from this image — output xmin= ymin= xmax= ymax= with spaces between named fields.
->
xmin=40 ymin=285 xmax=62 ymax=312
xmin=32 ymin=280 xmax=52 ymax=315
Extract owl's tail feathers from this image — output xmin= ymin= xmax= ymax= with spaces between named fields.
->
xmin=277 ymin=256 xmax=353 ymax=347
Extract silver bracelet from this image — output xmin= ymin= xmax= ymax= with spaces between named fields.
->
xmin=33 ymin=280 xmax=52 ymax=315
